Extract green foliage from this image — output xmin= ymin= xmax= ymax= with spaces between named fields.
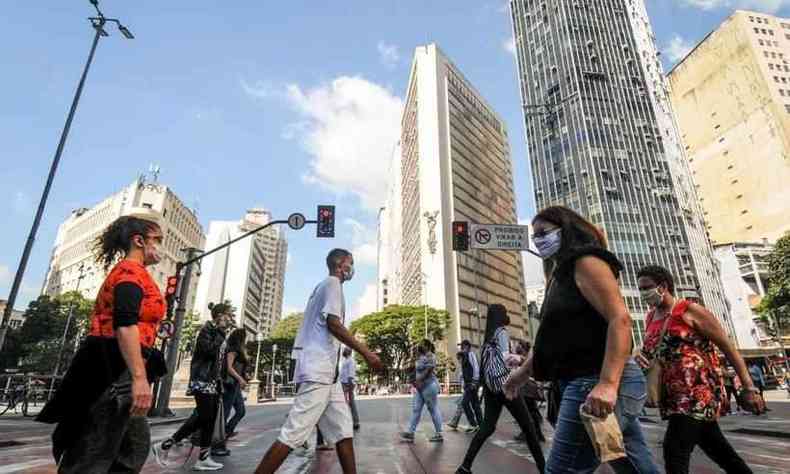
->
xmin=5 ymin=293 xmax=94 ymax=374
xmin=757 ymin=233 xmax=790 ymax=352
xmin=178 ymin=311 xmax=201 ymax=354
xmin=349 ymin=305 xmax=451 ymax=383
xmin=270 ymin=313 xmax=303 ymax=342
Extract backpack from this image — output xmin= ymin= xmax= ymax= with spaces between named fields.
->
xmin=480 ymin=328 xmax=510 ymax=393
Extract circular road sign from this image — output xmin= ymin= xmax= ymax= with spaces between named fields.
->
xmin=158 ymin=320 xmax=175 ymax=340
xmin=288 ymin=213 xmax=306 ymax=230
xmin=475 ymin=228 xmax=492 ymax=245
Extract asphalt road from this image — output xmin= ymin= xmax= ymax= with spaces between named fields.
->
xmin=1 ymin=395 xmax=789 ymax=473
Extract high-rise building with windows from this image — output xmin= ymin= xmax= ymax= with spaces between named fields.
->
xmin=509 ymin=0 xmax=732 ymax=343
xmin=397 ymin=44 xmax=528 ymax=351
xmin=43 ymin=178 xmax=206 ymax=312
xmin=667 ymin=10 xmax=790 ymax=245
xmin=193 ymin=209 xmax=287 ymax=336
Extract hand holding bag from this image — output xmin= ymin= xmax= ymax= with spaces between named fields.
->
xmin=579 ymin=406 xmax=626 ymax=463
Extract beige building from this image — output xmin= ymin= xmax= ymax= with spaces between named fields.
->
xmin=395 ymin=44 xmax=528 ymax=350
xmin=668 ymin=10 xmax=790 ymax=244
xmin=43 ymin=178 xmax=206 ymax=311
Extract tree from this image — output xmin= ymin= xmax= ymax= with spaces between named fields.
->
xmin=757 ymin=232 xmax=790 ymax=369
xmin=270 ymin=312 xmax=303 ymax=342
xmin=13 ymin=293 xmax=93 ymax=374
xmin=350 ymin=305 xmax=450 ymax=383
xmin=178 ymin=310 xmax=201 ymax=355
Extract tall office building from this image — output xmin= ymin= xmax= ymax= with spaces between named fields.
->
xmin=193 ymin=209 xmax=287 ymax=336
xmin=667 ymin=10 xmax=790 ymax=245
xmin=397 ymin=44 xmax=528 ymax=351
xmin=509 ymin=0 xmax=732 ymax=342
xmin=43 ymin=177 xmax=206 ymax=311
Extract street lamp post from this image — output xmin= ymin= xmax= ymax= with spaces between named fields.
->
xmin=48 ymin=263 xmax=87 ymax=400
xmin=253 ymin=333 xmax=264 ymax=382
xmin=271 ymin=344 xmax=278 ymax=400
xmin=0 ymin=0 xmax=134 ymax=352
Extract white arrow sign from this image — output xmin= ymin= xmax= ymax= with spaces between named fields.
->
xmin=470 ymin=223 xmax=530 ymax=251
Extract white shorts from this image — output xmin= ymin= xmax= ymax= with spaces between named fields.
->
xmin=278 ymin=382 xmax=353 ymax=449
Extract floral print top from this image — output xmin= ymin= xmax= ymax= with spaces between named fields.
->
xmin=642 ymin=299 xmax=725 ymax=421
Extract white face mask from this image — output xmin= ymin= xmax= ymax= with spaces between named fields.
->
xmin=533 ymin=228 xmax=562 ymax=259
xmin=342 ymin=264 xmax=355 ymax=282
xmin=640 ymin=288 xmax=663 ymax=307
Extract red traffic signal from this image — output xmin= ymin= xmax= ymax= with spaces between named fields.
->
xmin=165 ymin=275 xmax=179 ymax=297
xmin=317 ymin=205 xmax=335 ymax=238
xmin=452 ymin=221 xmax=469 ymax=252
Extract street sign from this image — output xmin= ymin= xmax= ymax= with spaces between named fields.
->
xmin=470 ymin=223 xmax=530 ymax=251
xmin=287 ymin=213 xmax=306 ymax=230
xmin=157 ymin=320 xmax=175 ymax=340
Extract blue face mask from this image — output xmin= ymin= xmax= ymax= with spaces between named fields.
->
xmin=533 ymin=228 xmax=562 ymax=259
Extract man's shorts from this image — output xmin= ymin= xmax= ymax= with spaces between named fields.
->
xmin=278 ymin=382 xmax=353 ymax=449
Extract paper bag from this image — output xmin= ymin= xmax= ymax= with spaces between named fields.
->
xmin=579 ymin=406 xmax=626 ymax=463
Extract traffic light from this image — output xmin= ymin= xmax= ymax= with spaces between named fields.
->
xmin=317 ymin=205 xmax=335 ymax=238
xmin=452 ymin=221 xmax=469 ymax=251
xmin=165 ymin=275 xmax=179 ymax=305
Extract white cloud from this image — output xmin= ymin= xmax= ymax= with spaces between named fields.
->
xmin=377 ymin=41 xmax=401 ymax=68
xmin=345 ymin=218 xmax=377 ymax=266
xmin=665 ymin=34 xmax=694 ymax=63
xmin=502 ymin=37 xmax=516 ymax=56
xmin=284 ymin=76 xmax=403 ymax=211
xmin=350 ymin=282 xmax=378 ymax=323
xmin=282 ymin=304 xmax=302 ymax=317
xmin=679 ymin=0 xmax=790 ymax=12
xmin=517 ymin=218 xmax=545 ymax=287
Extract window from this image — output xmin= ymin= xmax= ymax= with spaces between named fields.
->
xmin=782 ymin=77 xmax=787 ymax=83
xmin=781 ymin=89 xmax=786 ymax=96
xmin=762 ymin=29 xmax=768 ymax=34
xmin=750 ymin=16 xmax=755 ymax=22
xmin=757 ymin=18 xmax=762 ymax=24
xmin=785 ymin=104 xmax=790 ymax=113
xmin=769 ymin=30 xmax=775 ymax=36
xmin=755 ymin=28 xmax=761 ymax=33
xmin=770 ymin=63 xmax=775 ymax=70
xmin=764 ymin=50 xmax=770 ymax=57
xmin=775 ymin=76 xmax=781 ymax=82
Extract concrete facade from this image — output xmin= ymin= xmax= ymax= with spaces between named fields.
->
xmin=668 ymin=10 xmax=790 ymax=245
xmin=43 ymin=178 xmax=206 ymax=312
xmin=0 ymin=300 xmax=25 ymax=330
xmin=714 ymin=242 xmax=776 ymax=349
xmin=192 ymin=209 xmax=287 ymax=336
xmin=397 ymin=44 xmax=528 ymax=351
xmin=509 ymin=0 xmax=732 ymax=345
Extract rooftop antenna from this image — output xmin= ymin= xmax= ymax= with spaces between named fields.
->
xmin=149 ymin=163 xmax=161 ymax=183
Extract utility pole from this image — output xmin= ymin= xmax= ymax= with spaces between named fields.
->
xmin=152 ymin=247 xmax=201 ymax=417
xmin=0 ymin=0 xmax=134 ymax=352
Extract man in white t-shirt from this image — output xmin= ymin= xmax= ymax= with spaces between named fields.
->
xmin=255 ymin=249 xmax=383 ymax=474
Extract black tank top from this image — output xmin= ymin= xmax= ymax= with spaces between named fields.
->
xmin=532 ymin=247 xmax=623 ymax=382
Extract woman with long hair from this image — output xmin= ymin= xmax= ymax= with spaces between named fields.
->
xmin=400 ymin=339 xmax=444 ymax=443
xmin=37 ymin=214 xmax=168 ymax=473
xmin=504 ymin=205 xmax=658 ymax=473
xmin=636 ymin=265 xmax=763 ymax=473
xmin=456 ymin=304 xmax=545 ymax=474
xmin=223 ymin=328 xmax=249 ymax=437
xmin=155 ymin=302 xmax=233 ymax=471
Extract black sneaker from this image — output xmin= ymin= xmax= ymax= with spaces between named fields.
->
xmin=456 ymin=466 xmax=472 ymax=474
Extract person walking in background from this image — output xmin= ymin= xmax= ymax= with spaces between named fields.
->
xmin=254 ymin=249 xmax=383 ymax=474
xmin=223 ymin=328 xmax=249 ymax=439
xmin=513 ymin=341 xmax=545 ymax=443
xmin=636 ymin=265 xmax=764 ymax=474
xmin=748 ymin=362 xmax=766 ymax=398
xmin=447 ymin=352 xmax=468 ymax=431
xmin=457 ymin=304 xmax=545 ymax=474
xmin=37 ymin=214 xmax=167 ymax=473
xmin=504 ymin=206 xmax=657 ymax=474
xmin=400 ymin=339 xmax=444 ymax=443
xmin=154 ymin=302 xmax=233 ymax=471
xmin=340 ymin=347 xmax=361 ymax=431
xmin=457 ymin=340 xmax=483 ymax=433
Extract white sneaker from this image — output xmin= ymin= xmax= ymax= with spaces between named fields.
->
xmin=151 ymin=444 xmax=170 ymax=467
xmin=192 ymin=455 xmax=223 ymax=471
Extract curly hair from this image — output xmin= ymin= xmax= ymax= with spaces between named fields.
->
xmin=208 ymin=301 xmax=235 ymax=319
xmin=93 ymin=216 xmax=160 ymax=271
xmin=637 ymin=265 xmax=676 ymax=295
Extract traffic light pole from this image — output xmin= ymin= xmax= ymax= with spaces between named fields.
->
xmin=151 ymin=248 xmax=200 ymax=417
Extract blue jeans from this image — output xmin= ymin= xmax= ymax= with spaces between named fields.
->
xmin=222 ymin=383 xmax=246 ymax=435
xmin=408 ymin=380 xmax=443 ymax=433
xmin=546 ymin=359 xmax=659 ymax=474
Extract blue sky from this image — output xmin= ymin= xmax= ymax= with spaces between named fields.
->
xmin=2 ymin=0 xmax=789 ymax=318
